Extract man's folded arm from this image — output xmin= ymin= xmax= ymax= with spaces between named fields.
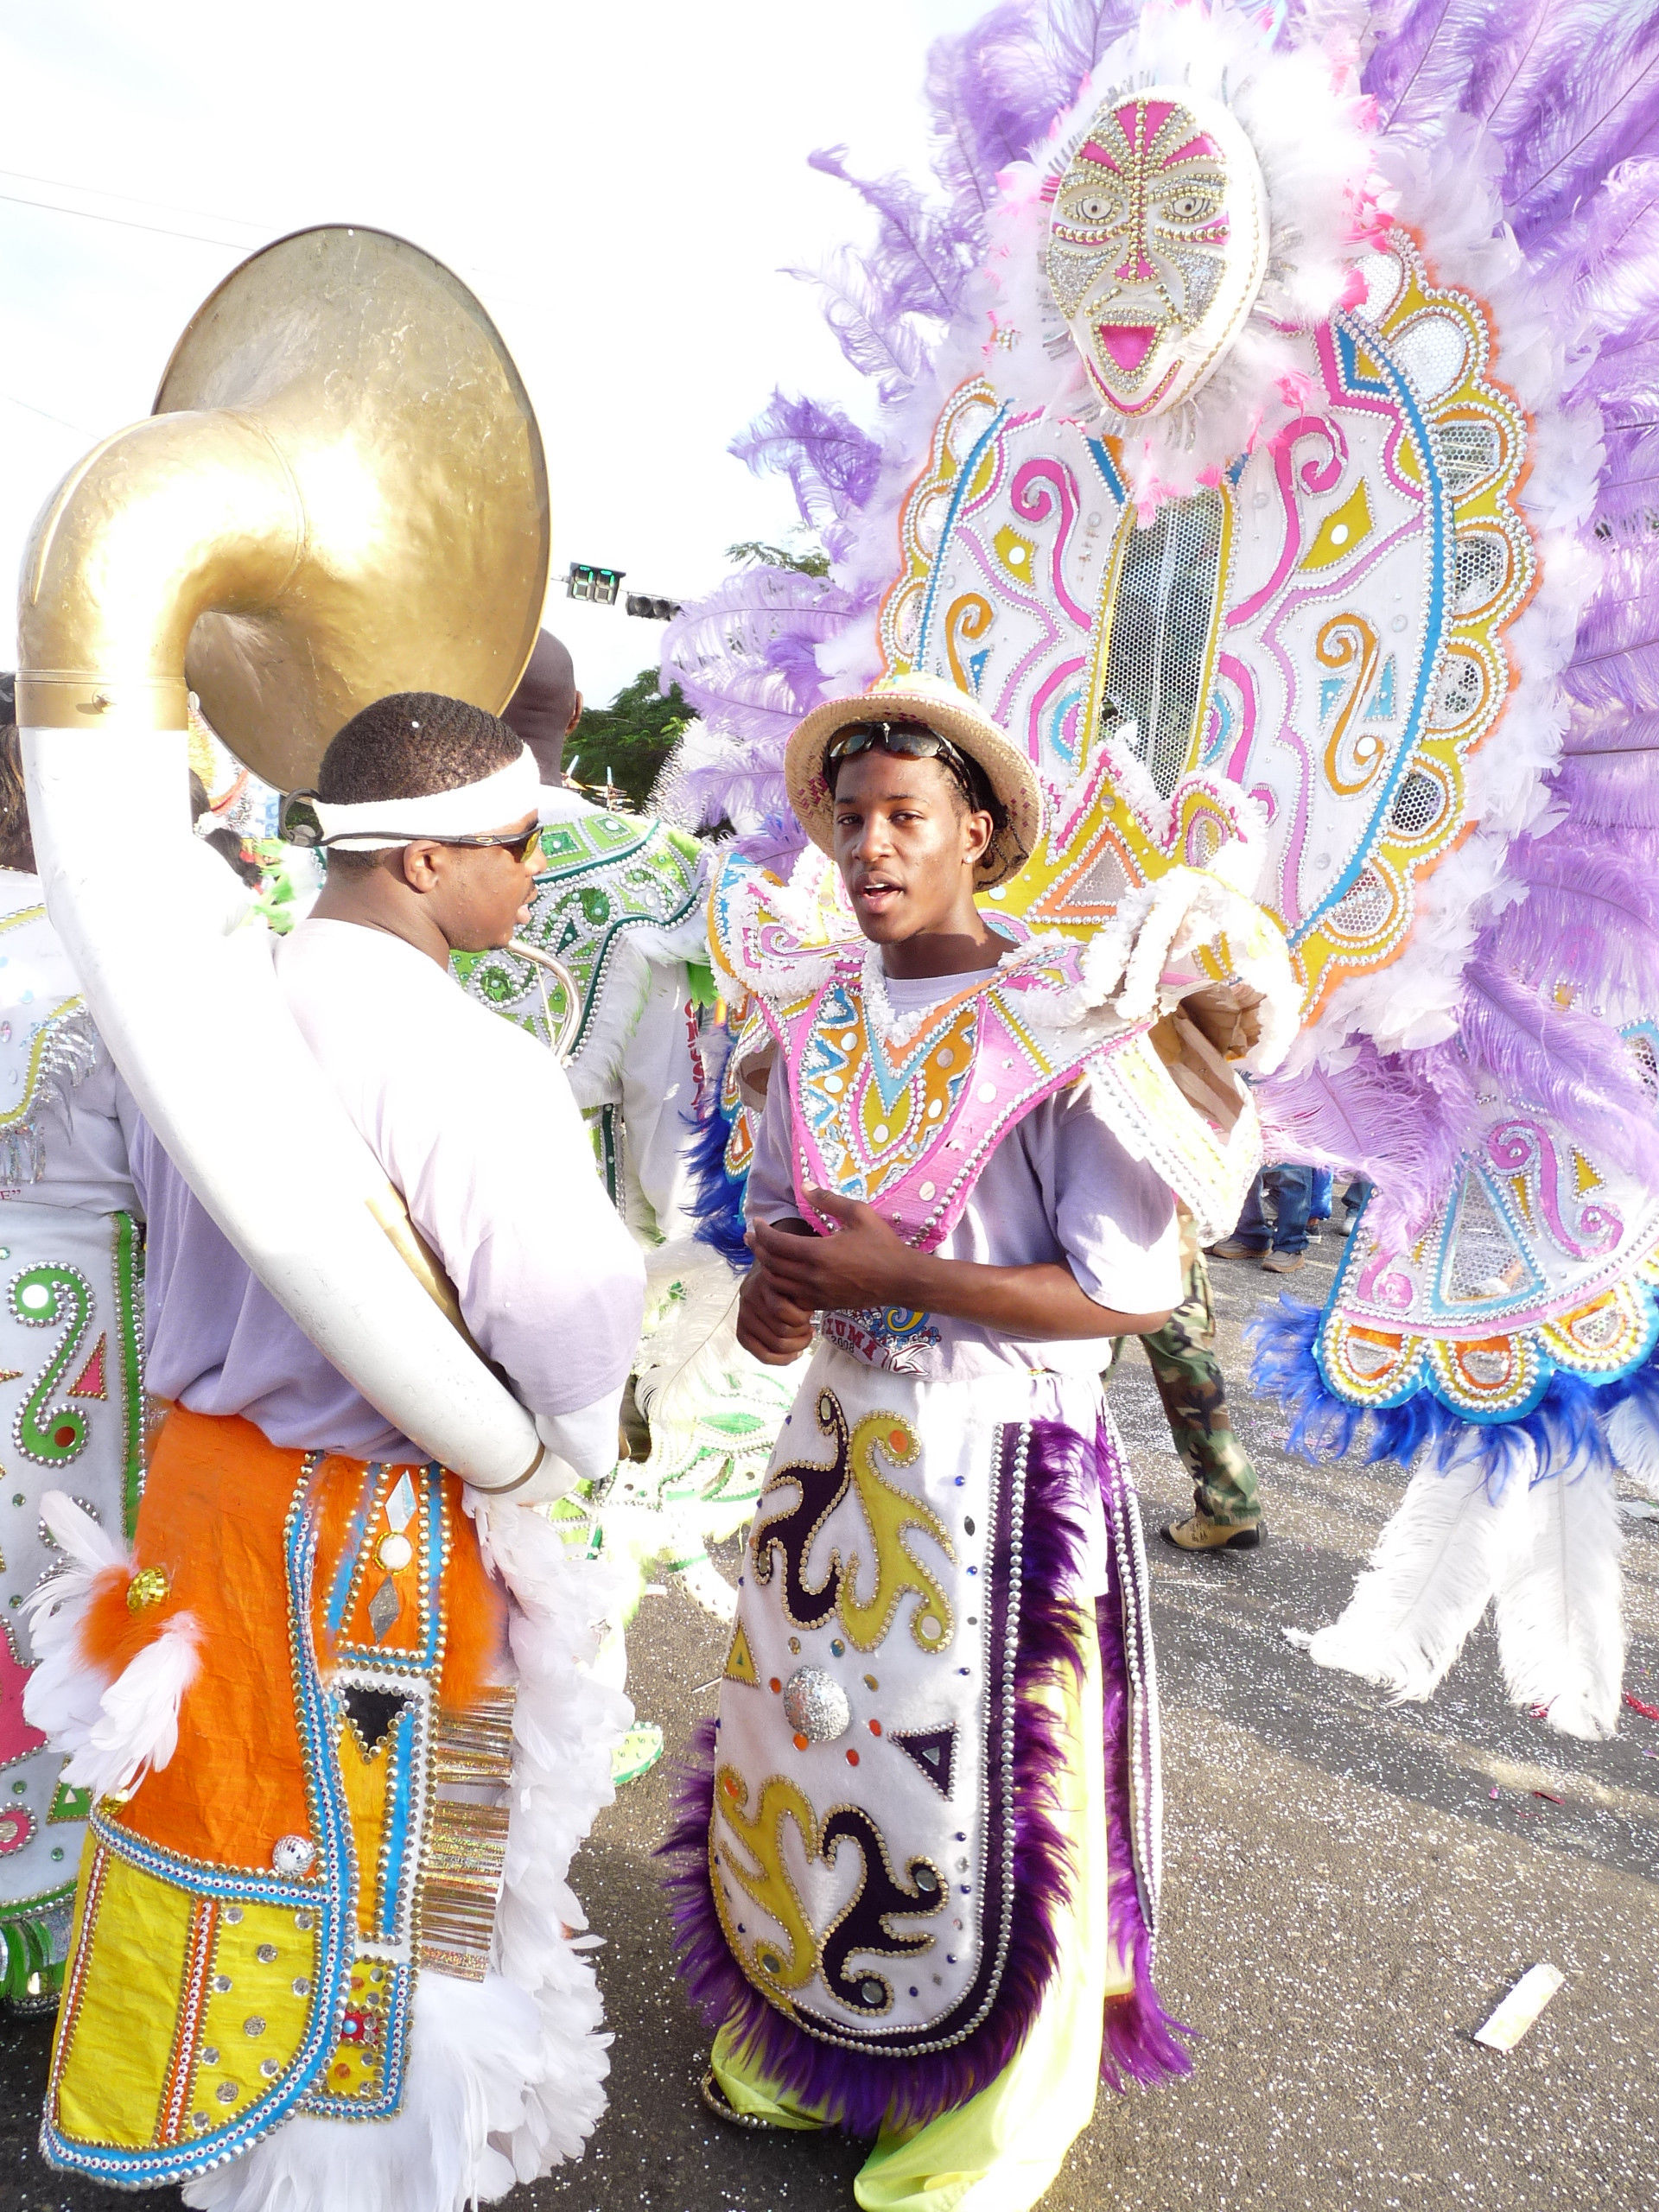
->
xmin=384 ymin=1030 xmax=647 ymax=1496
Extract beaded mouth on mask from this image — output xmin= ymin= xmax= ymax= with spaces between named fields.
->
xmin=1097 ymin=322 xmax=1158 ymax=375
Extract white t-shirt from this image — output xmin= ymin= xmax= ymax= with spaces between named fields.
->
xmin=131 ymin=918 xmax=645 ymax=1464
xmin=745 ymin=966 xmax=1182 ymax=1380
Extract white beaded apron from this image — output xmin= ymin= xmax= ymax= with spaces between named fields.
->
xmin=709 ymin=1342 xmax=1132 ymax=2054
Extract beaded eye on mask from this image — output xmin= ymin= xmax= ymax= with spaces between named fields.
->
xmin=1042 ymin=86 xmax=1268 ymax=421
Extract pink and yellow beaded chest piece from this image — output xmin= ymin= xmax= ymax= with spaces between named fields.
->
xmin=707 ymin=855 xmax=1262 ymax=1252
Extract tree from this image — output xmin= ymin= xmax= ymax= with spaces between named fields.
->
xmin=568 ymin=537 xmax=828 ymax=810
xmin=724 ymin=537 xmax=830 ymax=577
xmin=568 ymin=669 xmax=691 ymax=810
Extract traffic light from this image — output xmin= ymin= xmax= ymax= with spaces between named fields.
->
xmin=626 ymin=594 xmax=683 ymax=620
xmin=566 ymin=562 xmax=624 ymax=605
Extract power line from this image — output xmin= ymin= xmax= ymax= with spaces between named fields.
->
xmin=0 ymin=390 xmax=92 ymax=435
xmin=0 ymin=174 xmax=519 ymax=297
xmin=0 ymin=182 xmax=251 ymax=250
xmin=0 ymin=163 xmax=270 ymax=238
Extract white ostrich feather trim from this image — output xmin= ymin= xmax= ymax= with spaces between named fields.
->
xmin=469 ymin=1495 xmax=633 ymax=2182
xmin=1605 ymin=1395 xmax=1659 ymax=1500
xmin=181 ymin=1973 xmax=548 ymax=2212
xmin=21 ymin=1491 xmax=203 ymax=1797
xmin=1492 ymin=1451 xmax=1624 ymax=1742
xmin=55 ymin=1618 xmax=202 ymax=1802
xmin=631 ymin=1257 xmax=745 ymax=1430
xmin=1297 ymin=1428 xmax=1534 ymax=1701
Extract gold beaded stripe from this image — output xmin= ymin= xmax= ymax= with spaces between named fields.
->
xmin=416 ymin=1688 xmax=516 ymax=1983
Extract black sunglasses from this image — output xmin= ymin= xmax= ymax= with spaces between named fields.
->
xmin=425 ymin=825 xmax=544 ymax=863
xmin=824 ymin=719 xmax=969 ymax=771
xmin=823 ymin=719 xmax=997 ymax=815
xmin=280 ymin=791 xmax=542 ymax=863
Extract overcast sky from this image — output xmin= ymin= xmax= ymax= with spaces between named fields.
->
xmin=0 ymin=0 xmax=978 ymax=714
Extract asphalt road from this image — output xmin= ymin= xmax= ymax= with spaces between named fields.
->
xmin=4 ymin=1232 xmax=1656 ymax=2211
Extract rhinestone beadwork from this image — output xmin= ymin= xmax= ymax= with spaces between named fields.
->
xmin=780 ymin=1666 xmax=851 ymax=1745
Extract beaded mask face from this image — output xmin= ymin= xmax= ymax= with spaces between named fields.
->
xmin=1043 ymin=86 xmax=1267 ymax=419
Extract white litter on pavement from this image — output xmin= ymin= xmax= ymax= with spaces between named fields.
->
xmin=1474 ymin=1964 xmax=1565 ymax=2051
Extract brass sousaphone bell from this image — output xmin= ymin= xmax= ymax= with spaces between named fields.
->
xmin=21 ymin=226 xmax=550 ymax=776
xmin=16 ymin=230 xmax=555 ymax=1487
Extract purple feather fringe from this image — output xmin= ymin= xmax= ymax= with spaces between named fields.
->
xmin=1089 ymin=1473 xmax=1193 ymax=2089
xmin=657 ymin=1411 xmax=1187 ymax=2133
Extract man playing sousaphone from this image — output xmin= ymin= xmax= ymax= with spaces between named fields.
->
xmin=27 ymin=696 xmax=644 ymax=2205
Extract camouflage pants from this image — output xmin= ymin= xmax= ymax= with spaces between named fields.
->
xmin=1110 ymin=1212 xmax=1261 ymax=1528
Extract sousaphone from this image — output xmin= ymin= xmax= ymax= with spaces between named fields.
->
xmin=16 ymin=228 xmax=552 ymax=1485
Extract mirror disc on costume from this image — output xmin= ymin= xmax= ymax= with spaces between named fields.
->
xmin=781 ymin=1667 xmax=851 ymax=1745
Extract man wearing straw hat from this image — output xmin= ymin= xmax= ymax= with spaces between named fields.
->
xmin=662 ymin=673 xmax=1290 ymax=2210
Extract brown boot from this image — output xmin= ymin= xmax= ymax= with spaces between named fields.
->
xmin=1261 ymin=1249 xmax=1305 ymax=1274
xmin=1161 ymin=1512 xmax=1263 ymax=1552
xmin=1206 ymin=1236 xmax=1268 ymax=1261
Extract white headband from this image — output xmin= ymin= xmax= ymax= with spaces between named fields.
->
xmin=311 ymin=749 xmax=541 ymax=851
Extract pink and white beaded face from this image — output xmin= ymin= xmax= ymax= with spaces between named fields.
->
xmin=1043 ymin=86 xmax=1267 ymax=419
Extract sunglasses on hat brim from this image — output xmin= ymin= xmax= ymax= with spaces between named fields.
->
xmin=823 ymin=720 xmax=995 ymax=812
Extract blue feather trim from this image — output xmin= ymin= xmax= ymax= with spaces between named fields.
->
xmin=1249 ymin=1294 xmax=1659 ymax=1495
xmin=684 ymin=1043 xmax=753 ymax=1270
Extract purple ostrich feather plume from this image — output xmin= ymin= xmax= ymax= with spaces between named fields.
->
xmin=662 ymin=569 xmax=855 ymax=741
xmin=1262 ymin=973 xmax=1656 ymax=1246
xmin=1364 ymin=1 xmax=1659 ymax=257
xmin=805 ymin=148 xmax=980 ymax=326
xmin=729 ymin=393 xmax=882 ymax=566
xmin=1454 ymin=962 xmax=1655 ymax=1175
xmin=925 ymin=3 xmax=1076 ymax=226
xmin=1486 ymin=830 xmax=1659 ymax=1006
xmin=786 ymin=0 xmax=1147 ymax=408
xmin=657 ymin=1414 xmax=1186 ymax=2133
xmin=653 ymin=568 xmax=866 ymax=836
xmin=1255 ymin=1043 xmax=1474 ymax=1248
xmin=923 ymin=1 xmax=1141 ymax=227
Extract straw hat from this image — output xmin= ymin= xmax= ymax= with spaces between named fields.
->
xmin=784 ymin=674 xmax=1044 ymax=890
